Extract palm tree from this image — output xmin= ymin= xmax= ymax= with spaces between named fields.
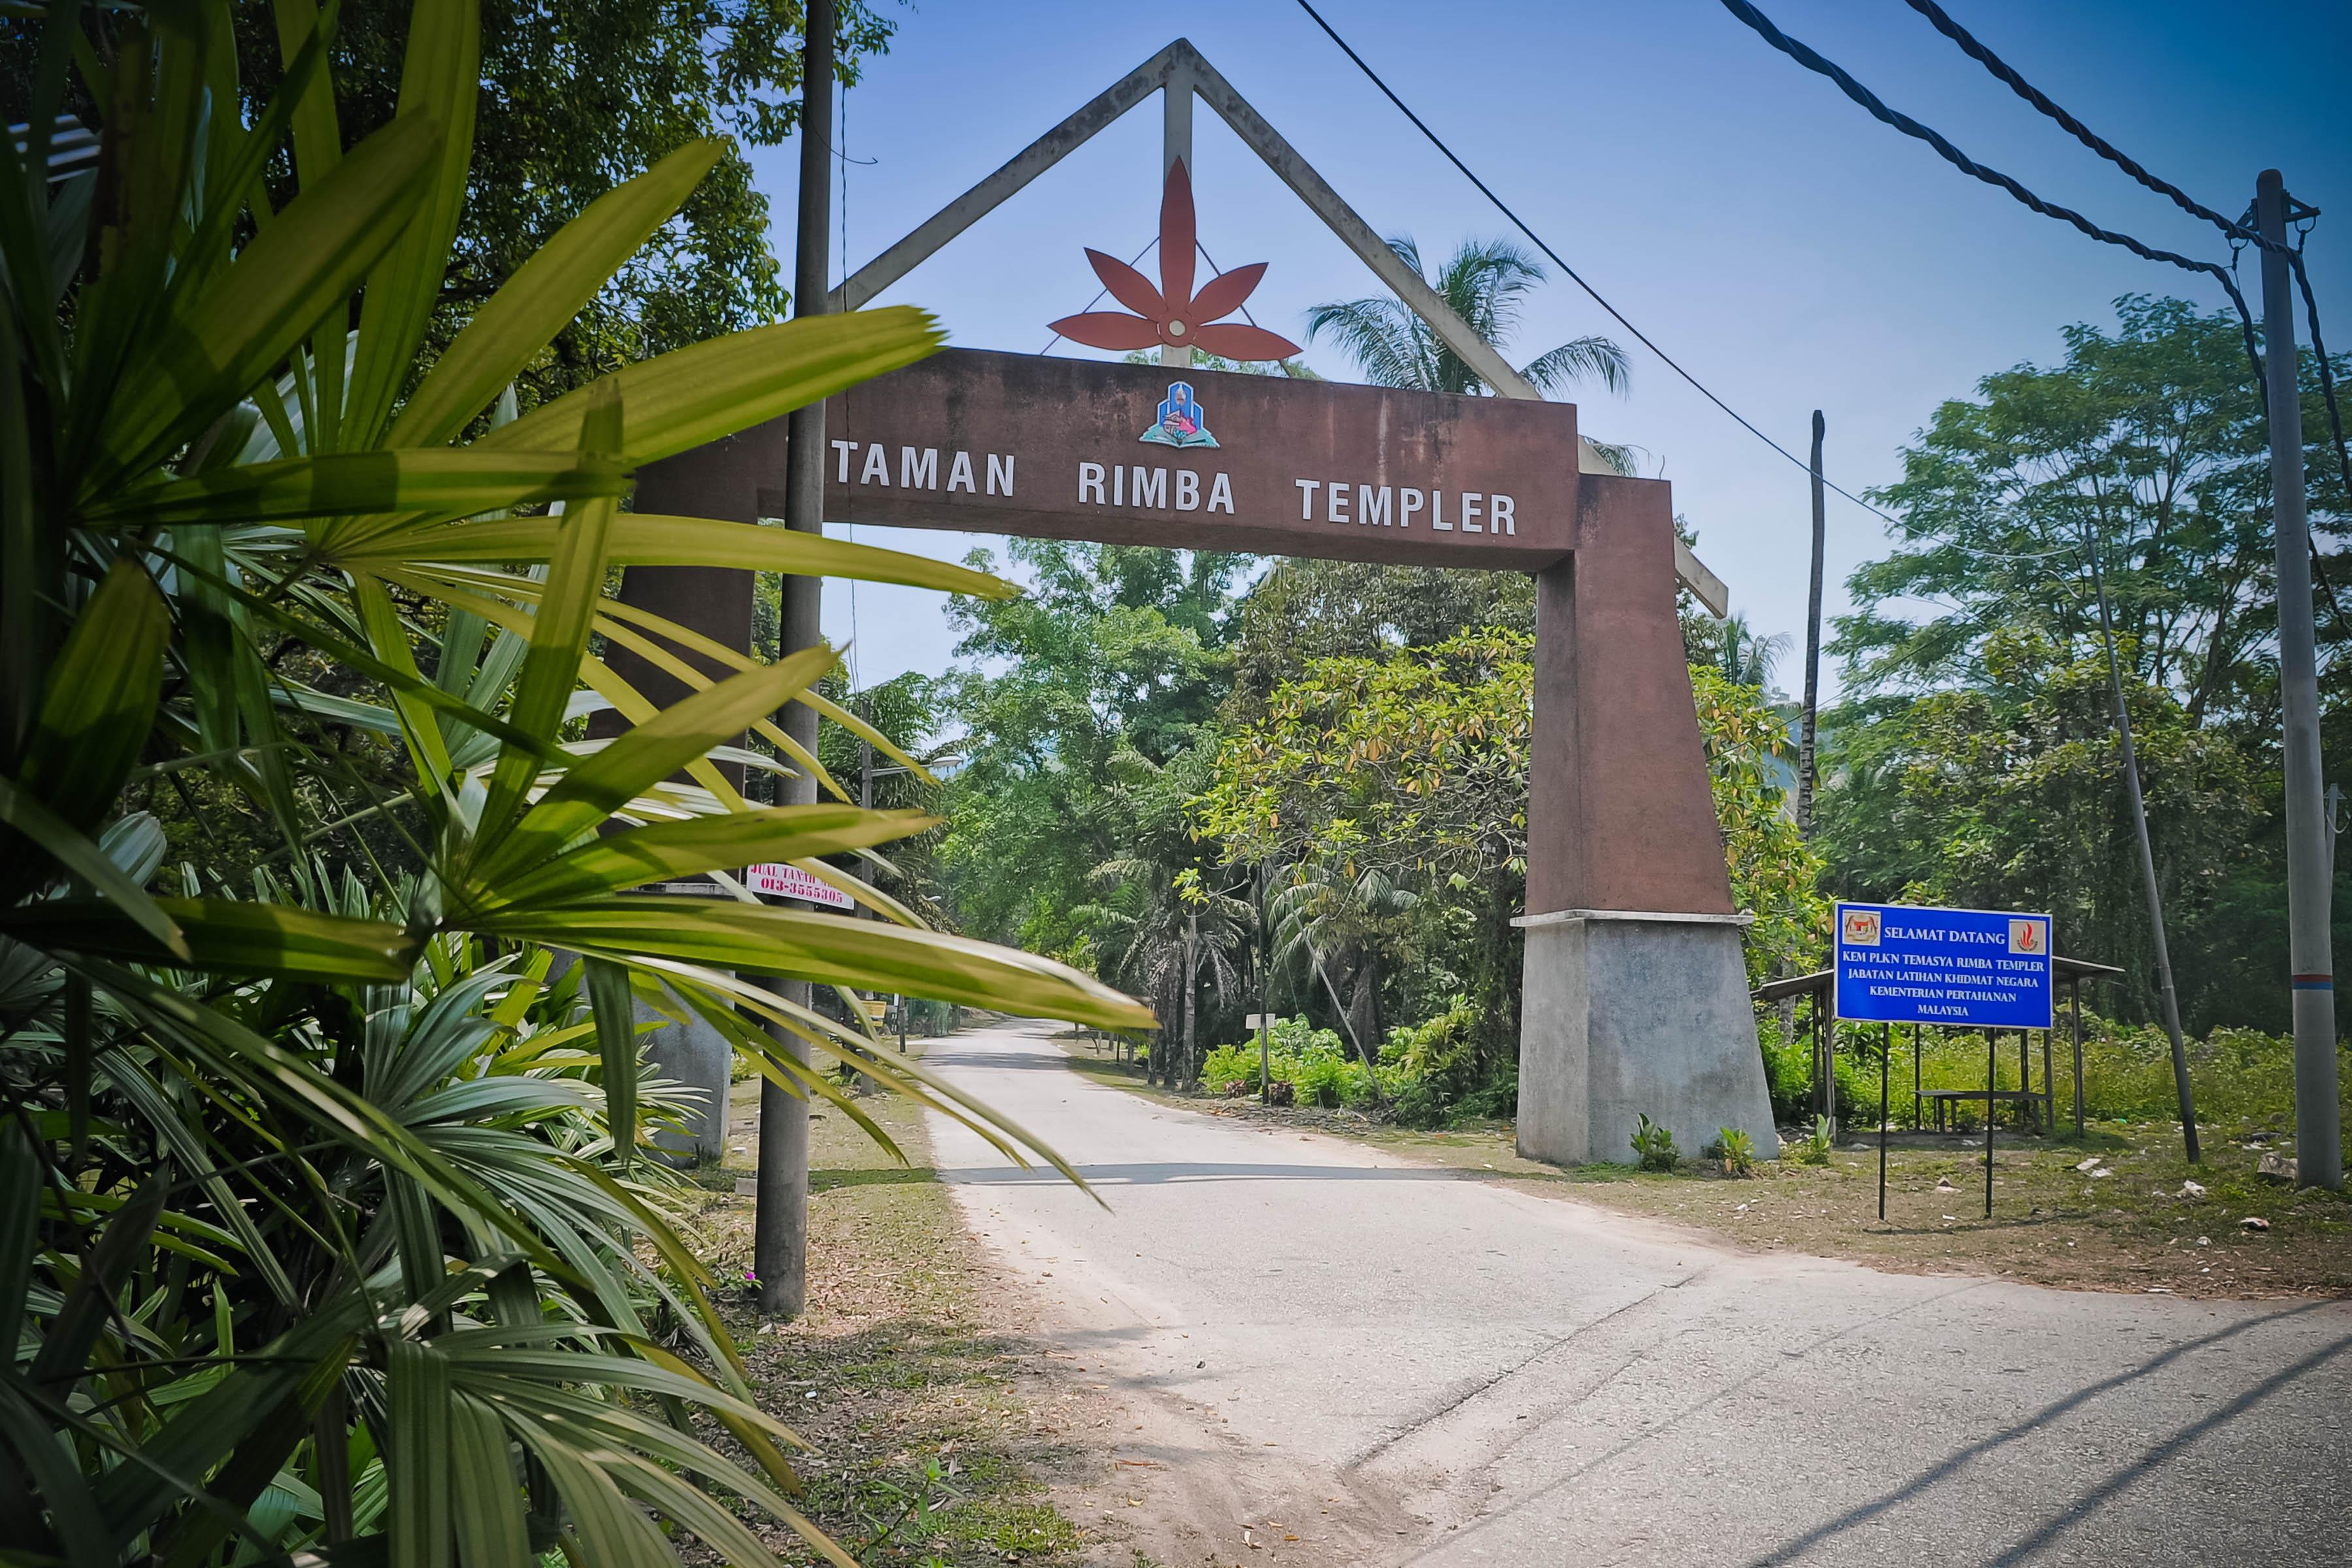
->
xmin=1078 ymin=864 xmax=1250 ymax=1088
xmin=1306 ymin=236 xmax=1630 ymax=415
xmin=1714 ymin=611 xmax=1791 ymax=693
xmin=1267 ymin=862 xmax=1420 ymax=1111
xmin=1072 ymin=749 xmax=1252 ymax=1087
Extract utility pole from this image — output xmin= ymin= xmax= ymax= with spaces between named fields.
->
xmin=755 ymin=0 xmax=836 ymax=1317
xmin=2086 ymin=534 xmax=2199 ymax=1162
xmin=2257 ymin=167 xmax=2342 ymax=1191
xmin=1797 ymin=410 xmax=1826 ymax=839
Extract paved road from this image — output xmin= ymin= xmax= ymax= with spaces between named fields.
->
xmin=922 ymin=1020 xmax=2352 ymax=1566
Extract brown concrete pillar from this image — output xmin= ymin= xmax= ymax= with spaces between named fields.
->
xmin=586 ymin=431 xmax=773 ymax=1164
xmin=1514 ymin=474 xmax=1776 ymax=1164
xmin=593 ymin=434 xmax=768 ymax=753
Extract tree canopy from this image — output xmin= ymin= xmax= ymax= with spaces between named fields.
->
xmin=229 ymin=1 xmax=896 ymax=408
xmin=1819 ymin=294 xmax=2352 ymax=1033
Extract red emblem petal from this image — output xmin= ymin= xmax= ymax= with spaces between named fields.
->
xmin=1185 ymin=261 xmax=1267 ymax=326
xmin=1190 ymin=321 xmax=1303 ymax=362
xmin=1047 ymin=312 xmax=1164 ymax=351
xmin=1158 ymin=157 xmax=1197 ymax=316
xmin=1085 ymin=248 xmax=1166 ymax=322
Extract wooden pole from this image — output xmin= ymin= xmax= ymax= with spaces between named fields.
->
xmin=2041 ymin=1026 xmax=2053 ymax=1137
xmin=1878 ymin=1022 xmax=1889 ymax=1220
xmin=1797 ymin=411 xmax=1826 ymax=839
xmin=1984 ymin=1028 xmax=1996 ymax=1218
xmin=2071 ymin=980 xmax=2085 ymax=1137
xmin=2017 ymin=1029 xmax=2030 ymax=1135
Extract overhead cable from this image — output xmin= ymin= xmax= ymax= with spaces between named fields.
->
xmin=1898 ymin=0 xmax=2271 ymax=252
xmin=1716 ymin=0 xmax=2351 ymax=622
xmin=2293 ymin=248 xmax=2352 ymax=535
xmin=1712 ymin=1 xmax=2263 ymax=350
xmin=1897 ymin=0 xmax=2351 ymax=536
xmin=1290 ymin=0 xmax=1903 ymax=529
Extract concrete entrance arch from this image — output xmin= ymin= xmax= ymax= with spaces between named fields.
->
xmin=621 ymin=39 xmax=1776 ymax=1164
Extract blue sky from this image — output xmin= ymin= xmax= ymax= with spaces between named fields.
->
xmin=740 ymin=0 xmax=2351 ymax=700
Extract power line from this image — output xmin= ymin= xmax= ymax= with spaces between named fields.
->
xmin=2296 ymin=250 xmax=2352 ymax=493
xmin=1719 ymin=0 xmax=2351 ymax=631
xmin=1289 ymin=0 xmax=1903 ymax=530
xmin=1713 ymin=1 xmax=2261 ymax=330
xmin=1897 ymin=0 xmax=2352 ymax=580
xmin=1897 ymin=0 xmax=2272 ymax=253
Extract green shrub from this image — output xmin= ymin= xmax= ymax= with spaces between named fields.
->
xmin=1294 ymin=1050 xmax=1350 ymax=1107
xmin=1390 ymin=1073 xmax=1454 ymax=1129
xmin=1200 ymin=1041 xmax=1264 ymax=1090
xmin=1792 ymin=1114 xmax=1833 ymax=1165
xmin=1195 ymin=1007 xmax=1516 ymax=1123
xmin=1711 ymin=1126 xmax=1757 ymax=1176
xmin=1631 ymin=1113 xmax=1680 ymax=1171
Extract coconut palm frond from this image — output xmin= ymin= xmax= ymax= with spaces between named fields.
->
xmin=1303 ymin=293 xmax=1432 ymax=392
xmin=1305 ymin=235 xmax=1627 ymax=404
xmin=1520 ymin=336 xmax=1632 ymax=398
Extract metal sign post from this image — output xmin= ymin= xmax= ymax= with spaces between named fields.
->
xmin=1878 ymin=1022 xmax=1890 ymax=1221
xmin=1835 ymin=900 xmax=2055 ymax=1218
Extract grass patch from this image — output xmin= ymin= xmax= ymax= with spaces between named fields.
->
xmin=676 ymin=1060 xmax=1093 ymax=1567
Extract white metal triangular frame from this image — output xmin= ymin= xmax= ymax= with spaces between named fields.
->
xmin=827 ymin=38 xmax=1727 ymax=615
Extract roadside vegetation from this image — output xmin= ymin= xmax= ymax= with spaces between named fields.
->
xmin=930 ymin=290 xmax=2351 ymax=1155
xmin=682 ymin=1076 xmax=1096 ymax=1568
xmin=1066 ymin=1036 xmax=2352 ymax=1298
xmin=0 ymin=7 xmax=1145 ymax=1564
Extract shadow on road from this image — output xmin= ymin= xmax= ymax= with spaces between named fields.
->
xmin=1734 ymin=1301 xmax=2347 ymax=1567
xmin=939 ymin=1160 xmax=1473 ymax=1187
xmin=924 ymin=1048 xmax=1097 ymax=1071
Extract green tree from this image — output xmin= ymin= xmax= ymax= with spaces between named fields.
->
xmin=1071 ymin=750 xmax=1250 ymax=1087
xmin=1200 ymin=631 xmax=1816 ymax=1088
xmin=1691 ymin=666 xmax=1825 ymax=987
xmin=223 ymin=0 xmax=898 ymax=409
xmin=1819 ymin=294 xmax=2351 ymax=1031
xmin=1708 ymin=609 xmax=1791 ymax=696
xmin=938 ymin=540 xmax=1239 ymax=954
xmin=1222 ymin=556 xmax=1535 ymax=723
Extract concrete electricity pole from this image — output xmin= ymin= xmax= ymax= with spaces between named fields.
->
xmin=755 ymin=0 xmax=838 ymax=1315
xmin=1797 ymin=410 xmax=1825 ymax=840
xmin=2257 ymin=167 xmax=2342 ymax=1191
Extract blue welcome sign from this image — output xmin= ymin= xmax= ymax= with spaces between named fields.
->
xmin=1832 ymin=902 xmax=2055 ymax=1030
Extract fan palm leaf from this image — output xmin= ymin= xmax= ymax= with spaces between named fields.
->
xmin=0 ymin=7 xmax=1153 ymax=1565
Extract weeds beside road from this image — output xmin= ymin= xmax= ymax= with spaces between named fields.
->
xmin=1060 ymin=1034 xmax=2352 ymax=1299
xmin=679 ymin=1064 xmax=1100 ymax=1568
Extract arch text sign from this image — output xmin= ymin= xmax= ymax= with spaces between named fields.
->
xmin=819 ymin=349 xmax=1579 ymax=570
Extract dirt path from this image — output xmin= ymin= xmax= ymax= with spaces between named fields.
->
xmin=924 ymin=1019 xmax=2352 ymax=1567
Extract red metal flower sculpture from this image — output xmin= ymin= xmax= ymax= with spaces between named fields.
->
xmin=1049 ymin=159 xmax=1303 ymax=361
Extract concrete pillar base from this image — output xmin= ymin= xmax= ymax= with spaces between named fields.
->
xmin=639 ymin=987 xmax=734 ymax=1165
xmin=1515 ymin=912 xmax=1777 ymax=1166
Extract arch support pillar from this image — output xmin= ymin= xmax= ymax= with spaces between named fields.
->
xmin=1515 ymin=475 xmax=1776 ymax=1164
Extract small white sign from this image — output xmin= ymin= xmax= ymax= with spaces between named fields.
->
xmin=742 ymin=862 xmax=855 ymax=910
xmin=1245 ymin=1014 xmax=1272 ymax=1030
